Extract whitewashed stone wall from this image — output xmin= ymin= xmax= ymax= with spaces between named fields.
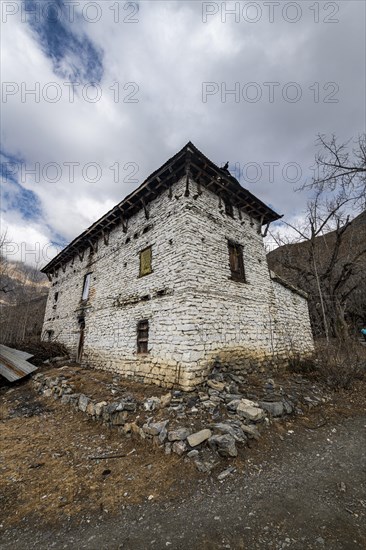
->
xmin=42 ymin=176 xmax=314 ymax=390
xmin=270 ymin=274 xmax=314 ymax=356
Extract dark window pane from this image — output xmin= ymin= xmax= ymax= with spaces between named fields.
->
xmin=228 ymin=241 xmax=246 ymax=282
xmin=137 ymin=320 xmax=149 ymax=354
xmin=225 ymin=200 xmax=234 ymax=217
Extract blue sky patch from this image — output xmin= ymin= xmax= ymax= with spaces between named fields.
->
xmin=1 ymin=150 xmax=42 ymax=221
xmin=23 ymin=0 xmax=104 ymax=84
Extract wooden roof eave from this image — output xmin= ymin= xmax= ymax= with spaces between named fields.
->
xmin=41 ymin=143 xmax=280 ymax=274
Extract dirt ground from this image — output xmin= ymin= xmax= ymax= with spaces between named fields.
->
xmin=0 ymin=375 xmax=365 ymax=549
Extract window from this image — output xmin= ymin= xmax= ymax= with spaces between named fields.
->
xmin=45 ymin=329 xmax=54 ymax=342
xmin=137 ymin=320 xmax=149 ymax=354
xmin=224 ymin=199 xmax=234 ymax=218
xmin=81 ymin=272 xmax=92 ymax=301
xmin=52 ymin=291 xmax=59 ymax=309
xmin=139 ymin=246 xmax=152 ymax=277
xmin=228 ymin=241 xmax=246 ymax=282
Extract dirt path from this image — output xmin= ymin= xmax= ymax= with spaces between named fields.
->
xmin=1 ymin=407 xmax=365 ymax=549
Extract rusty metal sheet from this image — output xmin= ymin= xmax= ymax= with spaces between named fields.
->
xmin=0 ymin=345 xmax=38 ymax=382
xmin=0 ymin=344 xmax=33 ymax=361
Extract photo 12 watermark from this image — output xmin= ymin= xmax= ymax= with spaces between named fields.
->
xmin=228 ymin=160 xmax=303 ymax=184
xmin=1 ymin=160 xmax=140 ymax=185
xmin=202 ymin=81 xmax=339 ymax=103
xmin=201 ymin=2 xmax=340 ymax=24
xmin=2 ymin=240 xmax=61 ymax=265
xmin=1 ymin=81 xmax=140 ymax=104
xmin=1 ymin=1 xmax=140 ymax=24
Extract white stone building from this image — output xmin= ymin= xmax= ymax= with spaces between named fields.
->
xmin=41 ymin=142 xmax=314 ymax=390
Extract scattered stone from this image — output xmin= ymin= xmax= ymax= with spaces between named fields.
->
xmin=160 ymin=393 xmax=172 ymax=408
xmin=226 ymin=399 xmax=241 ymax=412
xmin=110 ymin=410 xmax=128 ymax=426
xmin=159 ymin=424 xmax=168 ymax=444
xmin=236 ymin=399 xmax=265 ymax=422
xmin=259 ymin=401 xmax=284 ymax=417
xmin=240 ymin=423 xmax=260 ymax=440
xmin=217 ymin=466 xmax=236 ymax=481
xmin=60 ymin=395 xmax=72 ymax=405
xmin=202 ymin=400 xmax=215 ymax=409
xmin=208 ymin=434 xmax=237 ymax=457
xmin=86 ymin=402 xmax=96 ymax=416
xmin=35 ymin=366 xmax=324 ymax=468
xmin=120 ymin=401 xmax=136 ymax=412
xmin=213 ymin=422 xmax=247 ymax=443
xmin=78 ymin=394 xmax=90 ymax=413
xmin=143 ymin=423 xmax=159 ymax=436
xmin=143 ymin=397 xmax=160 ymax=411
xmin=207 ymin=380 xmax=225 ymax=391
xmin=144 ymin=420 xmax=168 ymax=436
xmin=172 ymin=440 xmax=187 ymax=456
xmin=187 ymin=450 xmax=199 ymax=458
xmin=283 ymin=400 xmax=294 ymax=414
xmin=123 ymin=423 xmax=132 ymax=434
xmin=224 ymin=394 xmax=242 ymax=403
xmin=198 ymin=392 xmax=209 ymax=402
xmin=194 ymin=460 xmax=211 ymax=473
xmin=168 ymin=428 xmax=191 ymax=441
xmin=130 ymin=422 xmax=140 ymax=435
xmin=187 ymin=429 xmax=212 ymax=447
xmin=95 ymin=401 xmax=107 ymax=417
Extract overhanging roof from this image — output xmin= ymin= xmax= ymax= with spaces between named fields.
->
xmin=42 ymin=142 xmax=281 ymax=274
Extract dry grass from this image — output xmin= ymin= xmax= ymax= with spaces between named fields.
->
xmin=11 ymin=339 xmax=69 ymax=366
xmin=288 ymin=339 xmax=366 ymax=390
xmin=0 ymin=382 xmax=198 ymax=528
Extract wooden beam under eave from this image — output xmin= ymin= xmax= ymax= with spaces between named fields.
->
xmin=184 ymin=151 xmax=191 ymax=197
xmin=141 ymin=199 xmax=149 ymax=220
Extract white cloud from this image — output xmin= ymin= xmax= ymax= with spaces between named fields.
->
xmin=1 ymin=0 xmax=365 ymax=265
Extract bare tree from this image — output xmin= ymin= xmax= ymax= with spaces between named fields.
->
xmin=268 ymin=191 xmax=366 ymax=341
xmin=305 ymin=134 xmax=366 ymax=209
xmin=0 ymin=230 xmax=16 ymax=294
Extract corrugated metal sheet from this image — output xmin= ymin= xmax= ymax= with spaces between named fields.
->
xmin=0 ymin=345 xmax=38 ymax=382
xmin=0 ymin=344 xmax=34 ymax=361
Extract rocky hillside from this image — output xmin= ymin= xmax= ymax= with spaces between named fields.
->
xmin=0 ymin=259 xmax=49 ymax=344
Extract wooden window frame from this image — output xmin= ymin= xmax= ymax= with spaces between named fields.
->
xmin=228 ymin=240 xmax=246 ymax=283
xmin=45 ymin=329 xmax=54 ymax=342
xmin=137 ymin=319 xmax=149 ymax=354
xmin=224 ymin=199 xmax=234 ymax=218
xmin=81 ymin=272 xmax=92 ymax=301
xmin=139 ymin=246 xmax=152 ymax=277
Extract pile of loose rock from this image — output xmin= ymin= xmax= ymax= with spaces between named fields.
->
xmin=33 ymin=366 xmax=326 ymax=472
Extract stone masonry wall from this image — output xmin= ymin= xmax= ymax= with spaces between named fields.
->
xmin=42 ymin=176 xmax=314 ymax=390
xmin=271 ymin=277 xmax=314 ymax=356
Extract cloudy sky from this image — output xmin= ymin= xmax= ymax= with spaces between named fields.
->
xmin=1 ymin=0 xmax=365 ymax=265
